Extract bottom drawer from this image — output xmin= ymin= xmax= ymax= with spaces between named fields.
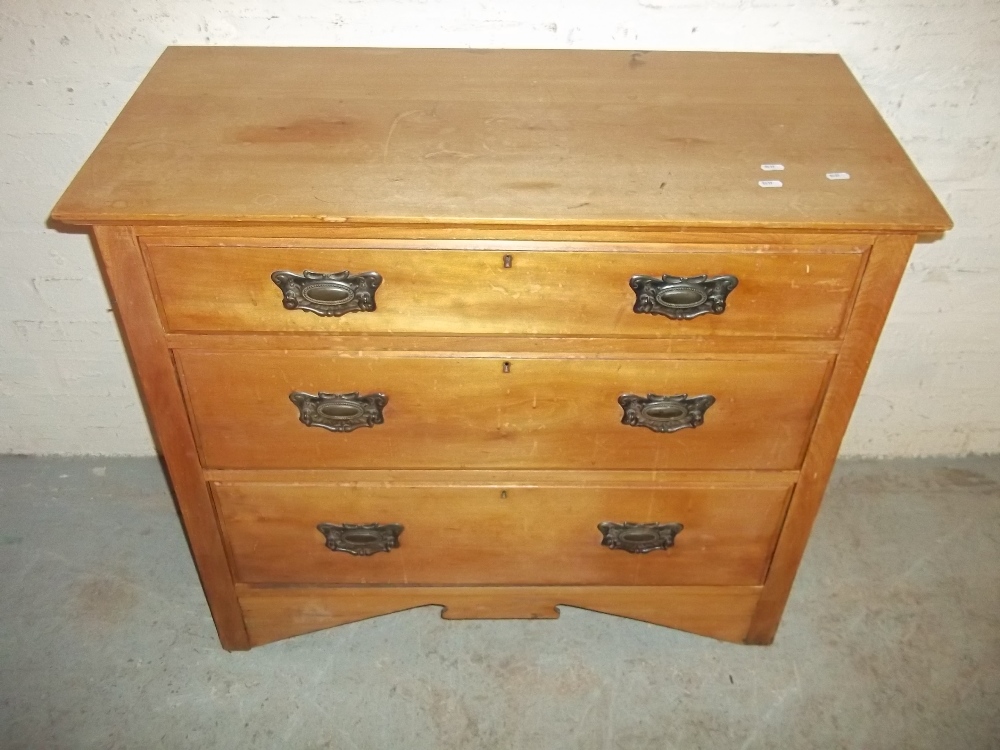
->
xmin=214 ymin=480 xmax=792 ymax=587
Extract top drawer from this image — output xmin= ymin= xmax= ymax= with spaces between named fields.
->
xmin=143 ymin=241 xmax=865 ymax=338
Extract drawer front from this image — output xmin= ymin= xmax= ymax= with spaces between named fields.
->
xmin=214 ymin=481 xmax=792 ymax=586
xmin=147 ymin=243 xmax=864 ymax=338
xmin=178 ymin=352 xmax=831 ymax=470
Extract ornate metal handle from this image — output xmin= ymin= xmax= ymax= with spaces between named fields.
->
xmin=618 ymin=393 xmax=715 ymax=433
xmin=289 ymin=391 xmax=387 ymax=432
xmin=317 ymin=522 xmax=403 ymax=556
xmin=598 ymin=521 xmax=683 ymax=554
xmin=630 ymin=274 xmax=738 ymax=320
xmin=271 ymin=270 xmax=382 ymax=317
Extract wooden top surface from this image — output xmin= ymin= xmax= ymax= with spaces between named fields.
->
xmin=52 ymin=47 xmax=951 ymax=232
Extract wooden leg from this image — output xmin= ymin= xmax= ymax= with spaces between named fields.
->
xmin=92 ymin=226 xmax=250 ymax=650
xmin=745 ymin=234 xmax=917 ymax=644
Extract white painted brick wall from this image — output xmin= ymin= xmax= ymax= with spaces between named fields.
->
xmin=1 ymin=0 xmax=997 ymax=456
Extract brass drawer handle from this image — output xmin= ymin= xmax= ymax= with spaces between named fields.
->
xmin=618 ymin=393 xmax=715 ymax=433
xmin=290 ymin=391 xmax=387 ymax=432
xmin=598 ymin=521 xmax=683 ymax=554
xmin=630 ymin=273 xmax=738 ymax=320
xmin=317 ymin=522 xmax=403 ymax=556
xmin=271 ymin=269 xmax=383 ymax=316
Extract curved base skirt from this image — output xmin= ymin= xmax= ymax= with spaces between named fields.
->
xmin=236 ymin=584 xmax=763 ymax=649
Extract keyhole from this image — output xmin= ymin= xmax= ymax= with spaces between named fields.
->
xmin=500 ymin=490 xmax=507 ymax=500
xmin=503 ymin=361 xmax=511 ymax=373
xmin=503 ymin=254 xmax=513 ymax=268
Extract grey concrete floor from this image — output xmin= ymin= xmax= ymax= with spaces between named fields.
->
xmin=1 ymin=456 xmax=998 ymax=749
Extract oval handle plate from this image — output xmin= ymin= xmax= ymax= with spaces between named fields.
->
xmin=317 ymin=522 xmax=403 ymax=556
xmin=598 ymin=521 xmax=683 ymax=554
xmin=630 ymin=274 xmax=738 ymax=320
xmin=271 ymin=269 xmax=383 ymax=317
xmin=290 ymin=391 xmax=387 ymax=432
xmin=618 ymin=393 xmax=715 ymax=433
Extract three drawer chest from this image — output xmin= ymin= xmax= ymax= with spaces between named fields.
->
xmin=52 ymin=47 xmax=951 ymax=649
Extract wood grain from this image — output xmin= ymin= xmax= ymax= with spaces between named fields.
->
xmin=90 ymin=226 xmax=249 ymax=650
xmin=746 ymin=234 xmax=918 ymax=644
xmin=175 ymin=352 xmax=833 ymax=471
xmin=139 ymin=230 xmax=879 ymax=245
xmin=237 ymin=584 xmax=763 ymax=647
xmin=52 ymin=49 xmax=951 ymax=650
xmin=202 ymin=467 xmax=800 ymax=487
xmin=213 ymin=481 xmax=792 ymax=586
xmin=52 ymin=48 xmax=951 ymax=233
xmin=146 ymin=243 xmax=864 ymax=339
xmin=163 ymin=332 xmax=841 ymax=357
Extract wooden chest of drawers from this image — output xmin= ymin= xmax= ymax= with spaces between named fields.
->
xmin=52 ymin=47 xmax=950 ymax=650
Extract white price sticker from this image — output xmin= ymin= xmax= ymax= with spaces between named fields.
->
xmin=826 ymin=172 xmax=851 ymax=180
xmin=760 ymin=164 xmax=785 ymax=171
xmin=758 ymin=180 xmax=783 ymax=188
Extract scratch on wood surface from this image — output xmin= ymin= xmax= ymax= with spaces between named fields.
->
xmin=423 ymin=149 xmax=475 ymax=161
xmin=383 ymin=109 xmax=425 ymax=161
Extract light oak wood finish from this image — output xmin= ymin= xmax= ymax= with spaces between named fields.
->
xmin=139 ymin=228 xmax=882 ymax=245
xmin=90 ymin=227 xmax=249 ymax=650
xmin=52 ymin=49 xmax=951 ymax=649
xmin=176 ymin=351 xmax=832 ymax=471
xmin=52 ymin=48 xmax=950 ymax=233
xmin=164 ymin=333 xmax=842 ymax=357
xmin=140 ymin=231 xmax=879 ymax=245
xmin=746 ymin=234 xmax=918 ymax=643
xmin=202 ymin=468 xmax=801 ymax=487
xmin=146 ymin=242 xmax=864 ymax=339
xmin=237 ymin=585 xmax=763 ymax=647
xmin=213 ymin=481 xmax=792 ymax=586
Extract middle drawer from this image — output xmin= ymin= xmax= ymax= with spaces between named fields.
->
xmin=177 ymin=352 xmax=831 ymax=471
